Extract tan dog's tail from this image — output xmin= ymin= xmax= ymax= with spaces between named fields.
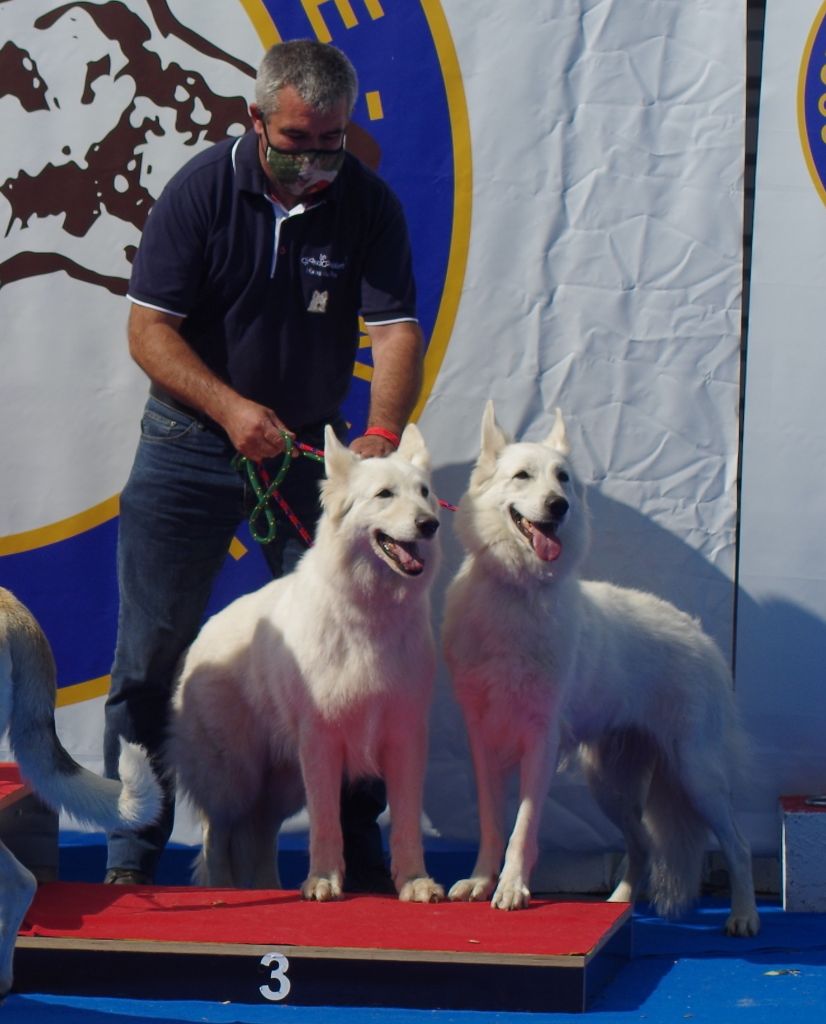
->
xmin=1 ymin=587 xmax=161 ymax=831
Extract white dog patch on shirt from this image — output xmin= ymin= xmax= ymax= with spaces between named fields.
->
xmin=307 ymin=290 xmax=329 ymax=313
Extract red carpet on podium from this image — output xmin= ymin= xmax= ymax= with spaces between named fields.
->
xmin=19 ymin=882 xmax=626 ymax=959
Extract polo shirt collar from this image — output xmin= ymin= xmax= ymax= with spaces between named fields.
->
xmin=232 ymin=131 xmax=270 ymax=196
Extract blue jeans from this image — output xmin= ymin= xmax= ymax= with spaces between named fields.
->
xmin=104 ymin=396 xmax=384 ymax=879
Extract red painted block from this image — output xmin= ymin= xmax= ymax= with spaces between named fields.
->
xmin=0 ymin=763 xmax=30 ymax=809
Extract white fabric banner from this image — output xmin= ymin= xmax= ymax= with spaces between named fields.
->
xmin=1 ymin=1 xmax=746 ymax=883
xmin=421 ymin=0 xmax=746 ymax=879
xmin=736 ymin=0 xmax=826 ymax=854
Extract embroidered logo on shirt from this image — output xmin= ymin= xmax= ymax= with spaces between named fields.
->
xmin=307 ymin=290 xmax=329 ymax=314
xmin=301 ymin=253 xmax=346 ymax=278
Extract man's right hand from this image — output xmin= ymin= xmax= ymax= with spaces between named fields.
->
xmin=222 ymin=396 xmax=295 ymax=461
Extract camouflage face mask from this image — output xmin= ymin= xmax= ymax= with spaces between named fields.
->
xmin=261 ymin=125 xmax=346 ymax=199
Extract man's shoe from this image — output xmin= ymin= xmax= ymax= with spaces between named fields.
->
xmin=103 ymin=868 xmax=152 ymax=885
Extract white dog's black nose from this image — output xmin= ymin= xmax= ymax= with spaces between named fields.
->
xmin=546 ymin=497 xmax=569 ymax=521
xmin=417 ymin=516 xmax=440 ymax=538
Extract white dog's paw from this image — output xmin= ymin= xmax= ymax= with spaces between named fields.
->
xmin=448 ymin=876 xmax=496 ymax=902
xmin=724 ymin=909 xmax=760 ymax=937
xmin=301 ymin=874 xmax=343 ymax=902
xmin=398 ymin=876 xmax=444 ymax=903
xmin=490 ymin=877 xmax=531 ymax=911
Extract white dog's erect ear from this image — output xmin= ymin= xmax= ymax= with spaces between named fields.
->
xmin=323 ymin=425 xmax=357 ymax=480
xmin=479 ymin=400 xmax=508 ymax=463
xmin=396 ymin=422 xmax=431 ymax=471
xmin=544 ymin=407 xmax=571 ymax=457
xmin=469 ymin=400 xmax=508 ymax=487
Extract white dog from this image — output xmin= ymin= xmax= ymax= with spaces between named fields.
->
xmin=0 ymin=587 xmax=161 ymax=994
xmin=168 ymin=424 xmax=444 ymax=903
xmin=442 ymin=403 xmax=759 ymax=936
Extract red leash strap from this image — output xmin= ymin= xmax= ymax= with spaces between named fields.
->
xmin=256 ymin=463 xmax=315 ymax=548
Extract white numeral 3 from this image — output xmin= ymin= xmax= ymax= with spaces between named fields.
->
xmin=259 ymin=951 xmax=291 ymax=1001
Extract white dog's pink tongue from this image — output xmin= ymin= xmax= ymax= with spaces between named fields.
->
xmin=394 ymin=541 xmax=424 ymax=573
xmin=530 ymin=525 xmax=562 ymax=562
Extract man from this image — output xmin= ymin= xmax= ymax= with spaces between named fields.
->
xmin=103 ymin=39 xmax=424 ymax=889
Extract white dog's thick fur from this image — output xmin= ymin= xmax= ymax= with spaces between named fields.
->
xmin=0 ymin=587 xmax=162 ymax=995
xmin=168 ymin=424 xmax=444 ymax=903
xmin=443 ymin=403 xmax=759 ymax=936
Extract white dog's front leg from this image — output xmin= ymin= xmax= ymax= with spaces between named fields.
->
xmin=449 ymin=721 xmax=507 ymax=903
xmin=384 ymin=717 xmax=444 ymax=904
xmin=299 ymin=731 xmax=345 ymax=901
xmin=491 ymin=728 xmax=558 ymax=911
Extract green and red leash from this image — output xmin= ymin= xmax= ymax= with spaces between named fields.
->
xmin=233 ymin=433 xmax=456 ymax=549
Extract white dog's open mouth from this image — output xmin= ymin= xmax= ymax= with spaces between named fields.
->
xmin=509 ymin=507 xmax=562 ymax=562
xmin=374 ymin=531 xmax=426 ymax=576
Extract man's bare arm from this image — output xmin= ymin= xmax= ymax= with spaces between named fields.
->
xmin=351 ymin=320 xmax=424 ymax=458
xmin=128 ymin=304 xmax=293 ymax=459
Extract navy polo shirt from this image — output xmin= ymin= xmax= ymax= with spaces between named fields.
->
xmin=127 ymin=131 xmax=418 ymax=432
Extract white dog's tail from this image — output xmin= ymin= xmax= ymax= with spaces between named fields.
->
xmin=5 ymin=593 xmax=161 ymax=832
xmin=644 ymin=763 xmax=707 ymax=918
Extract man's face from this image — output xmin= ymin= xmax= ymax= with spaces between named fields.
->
xmin=251 ymin=85 xmax=348 ymax=201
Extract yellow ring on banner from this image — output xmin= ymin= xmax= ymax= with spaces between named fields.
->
xmin=414 ymin=0 xmax=472 ymax=420
xmin=238 ymin=0 xmax=280 ymax=46
xmin=798 ymin=0 xmax=826 ymax=206
xmin=56 ymin=676 xmax=111 ymax=708
xmin=0 ymin=496 xmax=120 ymax=557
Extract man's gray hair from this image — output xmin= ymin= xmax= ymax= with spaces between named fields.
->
xmin=255 ymin=40 xmax=358 ymax=118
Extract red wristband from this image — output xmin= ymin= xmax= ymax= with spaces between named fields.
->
xmin=363 ymin=426 xmax=401 ymax=448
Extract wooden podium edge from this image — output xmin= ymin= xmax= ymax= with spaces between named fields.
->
xmin=16 ymin=902 xmax=630 ymax=968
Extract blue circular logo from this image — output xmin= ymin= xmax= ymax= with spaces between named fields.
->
xmin=799 ymin=2 xmax=826 ymax=204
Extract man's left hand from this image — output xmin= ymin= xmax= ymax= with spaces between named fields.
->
xmin=350 ymin=434 xmax=397 ymax=458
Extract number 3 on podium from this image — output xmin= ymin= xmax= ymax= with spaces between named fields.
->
xmin=259 ymin=951 xmax=291 ymax=1001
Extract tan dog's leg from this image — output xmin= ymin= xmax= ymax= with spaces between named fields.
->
xmin=0 ymin=841 xmax=37 ymax=995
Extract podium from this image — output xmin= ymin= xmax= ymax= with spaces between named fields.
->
xmin=15 ymin=882 xmax=631 ymax=1012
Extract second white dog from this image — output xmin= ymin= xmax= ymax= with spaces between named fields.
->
xmin=168 ymin=424 xmax=444 ymax=902
xmin=443 ymin=403 xmax=759 ymax=936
